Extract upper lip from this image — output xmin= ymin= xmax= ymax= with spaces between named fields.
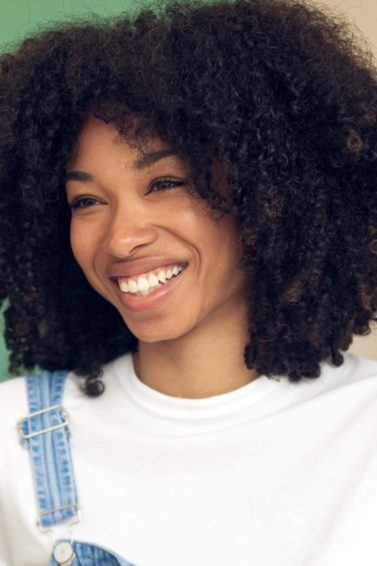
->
xmin=107 ymin=258 xmax=189 ymax=279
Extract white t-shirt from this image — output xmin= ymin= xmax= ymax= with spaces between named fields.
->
xmin=0 ymin=350 xmax=377 ymax=566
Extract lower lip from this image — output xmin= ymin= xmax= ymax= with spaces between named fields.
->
xmin=111 ymin=266 xmax=188 ymax=313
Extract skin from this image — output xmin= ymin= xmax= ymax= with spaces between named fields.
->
xmin=65 ymin=115 xmax=261 ymax=398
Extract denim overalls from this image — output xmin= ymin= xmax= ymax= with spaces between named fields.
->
xmin=17 ymin=370 xmax=137 ymax=566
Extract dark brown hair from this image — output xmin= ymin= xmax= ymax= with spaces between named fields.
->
xmin=1 ymin=0 xmax=376 ymax=396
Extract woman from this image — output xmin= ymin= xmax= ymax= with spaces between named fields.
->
xmin=0 ymin=0 xmax=376 ymax=564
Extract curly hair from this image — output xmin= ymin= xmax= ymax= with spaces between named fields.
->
xmin=0 ymin=0 xmax=376 ymax=397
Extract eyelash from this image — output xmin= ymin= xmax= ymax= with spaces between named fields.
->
xmin=69 ymin=179 xmax=186 ymax=210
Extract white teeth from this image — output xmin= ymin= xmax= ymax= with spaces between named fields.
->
xmin=157 ymin=270 xmax=166 ymax=283
xmin=128 ymin=279 xmax=138 ymax=293
xmin=118 ymin=263 xmax=186 ymax=295
xmin=148 ymin=273 xmax=159 ymax=287
xmin=119 ymin=280 xmax=129 ymax=292
xmin=138 ymin=276 xmax=149 ymax=292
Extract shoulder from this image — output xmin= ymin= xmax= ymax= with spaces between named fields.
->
xmin=298 ymin=351 xmax=377 ymax=415
xmin=302 ymin=351 xmax=377 ymax=392
xmin=0 ymin=355 xmax=124 ymax=427
xmin=296 ymin=351 xmax=377 ymax=398
xmin=0 ymin=374 xmax=28 ymax=434
xmin=340 ymin=351 xmax=377 ymax=386
xmin=0 ymin=375 xmax=30 ymax=501
xmin=0 ymin=370 xmax=81 ymax=441
xmin=342 ymin=352 xmax=377 ymax=406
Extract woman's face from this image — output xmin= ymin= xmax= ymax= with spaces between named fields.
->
xmin=65 ymin=115 xmax=249 ymax=342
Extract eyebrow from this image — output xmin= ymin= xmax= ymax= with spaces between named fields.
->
xmin=65 ymin=149 xmax=179 ymax=183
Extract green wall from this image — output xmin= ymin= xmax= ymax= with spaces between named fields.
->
xmin=0 ymin=0 xmax=168 ymax=52
xmin=0 ymin=0 xmax=172 ymax=381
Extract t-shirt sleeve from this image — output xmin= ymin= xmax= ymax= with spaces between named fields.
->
xmin=0 ymin=474 xmax=13 ymax=565
xmin=0 ymin=376 xmax=26 ymax=566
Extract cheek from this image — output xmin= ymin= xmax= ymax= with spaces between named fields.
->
xmin=188 ymin=211 xmax=244 ymax=301
xmin=200 ymin=212 xmax=241 ymax=269
xmin=70 ymin=223 xmax=109 ymax=298
xmin=69 ymin=222 xmax=96 ymax=269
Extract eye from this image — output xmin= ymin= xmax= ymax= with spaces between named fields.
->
xmin=70 ymin=197 xmax=101 ymax=210
xmin=69 ymin=179 xmax=186 ymax=210
xmin=146 ymin=179 xmax=186 ymax=195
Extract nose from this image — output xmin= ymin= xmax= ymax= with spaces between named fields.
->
xmin=103 ymin=202 xmax=158 ymax=257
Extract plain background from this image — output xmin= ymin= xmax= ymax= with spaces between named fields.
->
xmin=0 ymin=0 xmax=376 ymax=382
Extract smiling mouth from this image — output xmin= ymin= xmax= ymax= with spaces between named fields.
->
xmin=108 ymin=262 xmax=189 ymax=313
xmin=110 ymin=264 xmax=188 ymax=297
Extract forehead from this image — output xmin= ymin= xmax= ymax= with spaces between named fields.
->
xmin=68 ymin=115 xmax=174 ymax=168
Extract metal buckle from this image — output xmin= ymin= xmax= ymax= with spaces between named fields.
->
xmin=37 ymin=503 xmax=82 ymax=532
xmin=37 ymin=504 xmax=82 ymax=557
xmin=17 ymin=403 xmax=69 ymax=440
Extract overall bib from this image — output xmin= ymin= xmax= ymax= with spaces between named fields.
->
xmin=17 ymin=370 xmax=137 ymax=566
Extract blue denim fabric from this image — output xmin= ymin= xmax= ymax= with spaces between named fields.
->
xmin=48 ymin=539 xmax=135 ymax=565
xmin=18 ymin=371 xmax=137 ymax=566
xmin=18 ymin=371 xmax=79 ymax=528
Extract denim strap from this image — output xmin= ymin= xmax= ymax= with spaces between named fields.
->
xmin=17 ymin=371 xmax=80 ymax=529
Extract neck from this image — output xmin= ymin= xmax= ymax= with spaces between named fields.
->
xmin=131 ymin=298 xmax=261 ymax=399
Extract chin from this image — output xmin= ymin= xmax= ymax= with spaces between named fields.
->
xmin=122 ymin=319 xmax=193 ymax=344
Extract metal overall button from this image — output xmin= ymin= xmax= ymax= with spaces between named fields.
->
xmin=53 ymin=540 xmax=76 ymax=565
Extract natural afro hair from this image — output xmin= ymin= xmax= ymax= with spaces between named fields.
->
xmin=0 ymin=0 xmax=376 ymax=396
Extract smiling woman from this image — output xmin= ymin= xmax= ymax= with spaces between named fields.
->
xmin=63 ymin=115 xmax=254 ymax=388
xmin=0 ymin=0 xmax=377 ymax=565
